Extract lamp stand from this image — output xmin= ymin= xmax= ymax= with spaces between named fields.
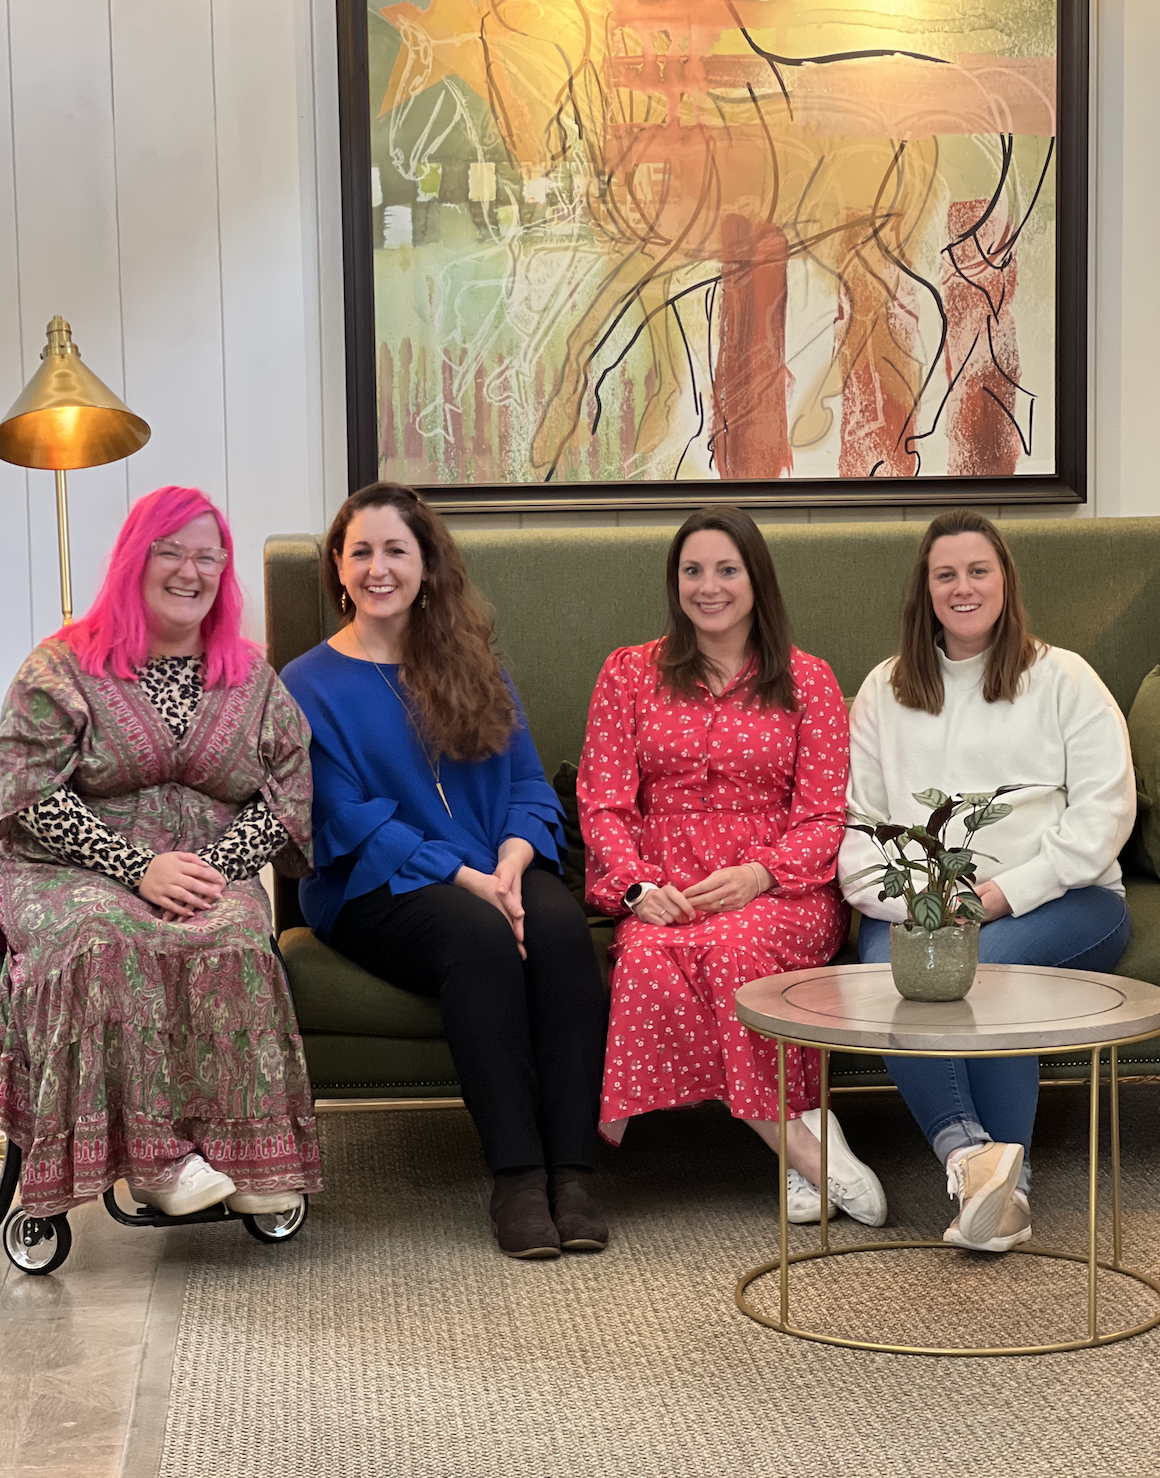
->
xmin=54 ymin=469 xmax=73 ymax=625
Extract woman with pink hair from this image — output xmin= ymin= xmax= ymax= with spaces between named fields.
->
xmin=0 ymin=486 xmax=321 ymax=1221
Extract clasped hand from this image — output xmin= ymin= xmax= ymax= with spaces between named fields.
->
xmin=631 ymin=864 xmax=773 ymax=927
xmin=139 ymin=852 xmax=227 ymax=922
xmin=455 ymin=838 xmax=535 ymax=959
xmin=972 ymin=878 xmax=1012 ymax=923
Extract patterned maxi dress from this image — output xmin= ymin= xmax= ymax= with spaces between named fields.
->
xmin=578 ymin=641 xmax=850 ymax=1134
xmin=0 ymin=640 xmax=322 ymax=1215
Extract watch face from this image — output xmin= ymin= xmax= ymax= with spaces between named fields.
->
xmin=624 ymin=884 xmax=644 ymax=905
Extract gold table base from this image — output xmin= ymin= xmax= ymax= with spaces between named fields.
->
xmin=734 ymin=1041 xmax=1160 ymax=1356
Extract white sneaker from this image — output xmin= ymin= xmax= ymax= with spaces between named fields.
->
xmin=784 ymin=1168 xmax=836 ymax=1224
xmin=127 ymin=1155 xmax=236 ymax=1217
xmin=800 ymin=1108 xmax=888 ymax=1227
xmin=226 ymin=1190 xmax=304 ymax=1215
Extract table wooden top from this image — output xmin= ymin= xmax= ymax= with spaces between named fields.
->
xmin=734 ymin=963 xmax=1160 ymax=1055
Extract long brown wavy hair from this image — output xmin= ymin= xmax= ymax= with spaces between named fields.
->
xmin=658 ymin=505 xmax=797 ymax=711
xmin=324 ymin=483 xmax=517 ymax=759
xmin=891 ymin=508 xmax=1042 ymax=714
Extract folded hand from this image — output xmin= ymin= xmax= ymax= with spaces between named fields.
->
xmin=684 ymin=864 xmax=771 ymax=915
xmin=973 ymin=879 xmax=1012 ymax=923
xmin=455 ymin=863 xmax=528 ymax=959
xmin=630 ymin=883 xmax=697 ymax=927
xmin=140 ymin=852 xmax=226 ymax=921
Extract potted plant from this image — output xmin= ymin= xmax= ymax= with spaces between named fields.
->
xmin=843 ymin=786 xmax=1031 ymax=1001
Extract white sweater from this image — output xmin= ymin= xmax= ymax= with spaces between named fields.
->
xmin=838 ymin=646 xmax=1135 ymax=922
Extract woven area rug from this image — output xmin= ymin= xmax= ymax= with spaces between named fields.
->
xmin=148 ymin=1087 xmax=1160 ymax=1478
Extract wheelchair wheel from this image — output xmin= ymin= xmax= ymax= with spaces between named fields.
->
xmin=3 ymin=1206 xmax=72 ymax=1275
xmin=242 ymin=1196 xmax=308 ymax=1245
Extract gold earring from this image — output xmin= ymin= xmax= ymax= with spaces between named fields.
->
xmin=341 ymin=589 xmax=349 ymax=614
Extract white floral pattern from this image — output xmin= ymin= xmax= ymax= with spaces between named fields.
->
xmin=578 ymin=640 xmax=850 ymax=1133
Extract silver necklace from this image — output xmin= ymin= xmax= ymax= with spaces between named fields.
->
xmin=354 ymin=633 xmax=452 ymax=817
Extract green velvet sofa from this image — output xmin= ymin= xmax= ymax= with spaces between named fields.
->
xmin=264 ymin=516 xmax=1160 ymax=1100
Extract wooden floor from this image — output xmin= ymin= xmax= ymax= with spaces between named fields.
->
xmin=0 ymin=867 xmax=279 ymax=1476
xmin=0 ymin=1189 xmax=184 ymax=1478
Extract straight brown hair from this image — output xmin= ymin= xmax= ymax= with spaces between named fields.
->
xmin=891 ymin=508 xmax=1042 ymax=714
xmin=658 ymin=505 xmax=797 ymax=711
xmin=324 ymin=483 xmax=517 ymax=759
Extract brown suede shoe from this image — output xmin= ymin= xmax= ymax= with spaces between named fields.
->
xmin=490 ymin=1169 xmax=561 ymax=1259
xmin=549 ymin=1168 xmax=609 ymax=1252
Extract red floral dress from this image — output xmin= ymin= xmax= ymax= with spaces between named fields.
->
xmin=578 ymin=641 xmax=849 ymax=1136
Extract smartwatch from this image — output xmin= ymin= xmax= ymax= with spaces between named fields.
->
xmin=623 ymin=881 xmax=659 ymax=910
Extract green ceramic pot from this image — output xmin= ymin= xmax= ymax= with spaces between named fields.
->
xmin=889 ymin=921 xmax=980 ymax=1001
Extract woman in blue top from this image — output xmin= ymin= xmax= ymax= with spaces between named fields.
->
xmin=282 ymin=484 xmax=607 ymax=1259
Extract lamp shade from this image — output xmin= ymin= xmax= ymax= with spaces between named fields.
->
xmin=0 ymin=316 xmax=150 ymax=471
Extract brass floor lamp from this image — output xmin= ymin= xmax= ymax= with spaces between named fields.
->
xmin=0 ymin=317 xmax=150 ymax=623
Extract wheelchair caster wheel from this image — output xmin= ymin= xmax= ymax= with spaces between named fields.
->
xmin=3 ymin=1206 xmax=72 ymax=1274
xmin=242 ymin=1196 xmax=308 ymax=1244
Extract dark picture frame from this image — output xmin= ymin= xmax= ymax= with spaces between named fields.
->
xmin=337 ymin=0 xmax=1088 ymax=513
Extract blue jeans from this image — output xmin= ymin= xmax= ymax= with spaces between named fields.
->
xmin=858 ymin=887 xmax=1131 ymax=1194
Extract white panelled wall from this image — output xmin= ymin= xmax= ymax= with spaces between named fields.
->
xmin=0 ymin=1 xmax=1157 ymax=694
xmin=0 ymin=0 xmax=346 ymax=693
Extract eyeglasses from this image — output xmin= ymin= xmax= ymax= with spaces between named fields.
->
xmin=149 ymin=539 xmax=229 ymax=573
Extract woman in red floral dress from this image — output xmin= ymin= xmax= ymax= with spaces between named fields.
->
xmin=578 ymin=506 xmax=886 ymax=1225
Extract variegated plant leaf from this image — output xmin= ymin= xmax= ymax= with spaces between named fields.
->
xmin=910 ymin=891 xmax=945 ymax=932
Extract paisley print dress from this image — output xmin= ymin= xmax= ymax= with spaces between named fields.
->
xmin=0 ymin=640 xmax=322 ymax=1215
xmin=578 ymin=641 xmax=849 ymax=1135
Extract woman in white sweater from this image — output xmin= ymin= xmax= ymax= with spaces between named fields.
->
xmin=839 ymin=509 xmax=1134 ymax=1253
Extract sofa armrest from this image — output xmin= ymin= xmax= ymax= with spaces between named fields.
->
xmin=264 ymin=533 xmax=327 ymax=674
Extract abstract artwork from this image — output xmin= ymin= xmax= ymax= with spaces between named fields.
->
xmin=345 ymin=0 xmax=1084 ymax=504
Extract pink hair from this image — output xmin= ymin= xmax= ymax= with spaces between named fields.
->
xmin=53 ymin=485 xmax=258 ymax=687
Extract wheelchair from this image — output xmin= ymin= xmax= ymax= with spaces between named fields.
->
xmin=0 ymin=1137 xmax=308 ymax=1275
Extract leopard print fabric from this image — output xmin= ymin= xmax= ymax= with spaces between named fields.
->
xmin=201 ymin=795 xmax=289 ymax=880
xmin=19 ymin=786 xmax=154 ymax=888
xmin=136 ymin=653 xmax=204 ymax=740
xmin=16 ymin=655 xmax=289 ymax=887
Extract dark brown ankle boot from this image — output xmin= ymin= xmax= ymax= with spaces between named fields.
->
xmin=490 ymin=1169 xmax=560 ymax=1259
xmin=549 ymin=1168 xmax=609 ymax=1251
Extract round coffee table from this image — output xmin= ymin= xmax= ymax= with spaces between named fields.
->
xmin=733 ymin=961 xmax=1160 ymax=1356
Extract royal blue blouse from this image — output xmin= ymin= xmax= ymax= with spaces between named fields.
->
xmin=281 ymin=642 xmax=566 ymax=942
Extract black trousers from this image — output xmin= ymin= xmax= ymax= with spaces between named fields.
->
xmin=330 ymin=868 xmax=607 ymax=1173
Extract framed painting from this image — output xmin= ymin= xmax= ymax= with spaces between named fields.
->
xmin=337 ymin=0 xmax=1088 ymax=512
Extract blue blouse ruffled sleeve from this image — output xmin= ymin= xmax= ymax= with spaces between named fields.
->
xmin=309 ymin=745 xmax=466 ymax=900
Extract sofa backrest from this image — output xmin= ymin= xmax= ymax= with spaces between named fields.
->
xmin=265 ymin=518 xmax=1160 ymax=775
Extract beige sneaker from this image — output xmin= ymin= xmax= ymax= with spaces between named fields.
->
xmin=945 ymin=1190 xmax=1032 ymax=1253
xmin=944 ymin=1142 xmax=1024 ymax=1248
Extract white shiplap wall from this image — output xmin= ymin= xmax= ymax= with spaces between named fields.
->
xmin=1091 ymin=0 xmax=1160 ymax=519
xmin=0 ymin=0 xmax=1156 ymax=691
xmin=0 ymin=0 xmax=347 ymax=694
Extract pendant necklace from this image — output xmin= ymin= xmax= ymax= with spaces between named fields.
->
xmin=354 ymin=632 xmax=452 ymax=817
